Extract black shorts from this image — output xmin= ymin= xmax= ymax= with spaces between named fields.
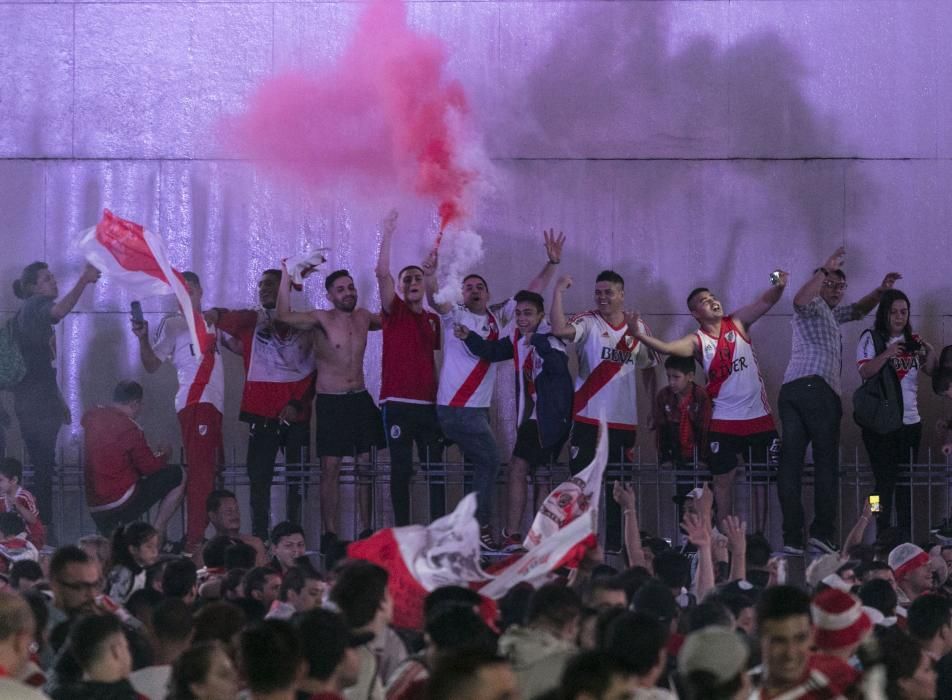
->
xmin=512 ymin=420 xmax=563 ymax=468
xmin=381 ymin=401 xmax=444 ymax=464
xmin=91 ymin=466 xmax=184 ymax=536
xmin=708 ymin=429 xmax=780 ymax=476
xmin=315 ymin=391 xmax=385 ymax=458
xmin=569 ymin=420 xmax=636 ymax=474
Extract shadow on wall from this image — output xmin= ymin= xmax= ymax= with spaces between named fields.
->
xmin=491 ymin=3 xmax=875 ymax=253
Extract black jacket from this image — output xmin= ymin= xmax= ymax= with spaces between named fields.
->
xmin=462 ymin=330 xmax=573 ymax=449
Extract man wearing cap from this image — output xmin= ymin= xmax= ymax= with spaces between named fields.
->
xmin=808 ymin=588 xmax=872 ymax=696
xmin=750 ymin=586 xmax=839 ymax=700
xmin=678 ymin=626 xmax=750 ymax=700
xmin=889 ymin=543 xmax=933 ymax=611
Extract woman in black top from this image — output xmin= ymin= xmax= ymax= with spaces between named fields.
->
xmin=11 ymin=261 xmax=99 ymax=532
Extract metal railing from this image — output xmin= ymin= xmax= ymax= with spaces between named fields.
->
xmin=29 ymin=445 xmax=952 ymax=548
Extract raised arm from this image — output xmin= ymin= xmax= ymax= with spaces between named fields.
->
xmin=852 ymin=271 xmax=902 ymax=317
xmin=682 ymin=511 xmax=715 ymax=600
xmin=613 ymin=481 xmax=647 ymax=569
xmin=131 ymin=320 xmax=162 ymax=374
xmin=840 ymin=501 xmax=872 ymax=558
xmin=375 ymin=209 xmax=398 ymax=314
xmin=50 ymin=263 xmax=100 ymax=322
xmin=422 ymin=249 xmax=452 ymax=315
xmin=526 ymin=229 xmax=565 ymax=293
xmin=731 ymin=270 xmax=789 ymax=330
xmin=627 ymin=312 xmax=697 ymax=357
xmin=277 ymin=262 xmax=322 ymax=330
xmin=549 ymin=275 xmax=577 ymax=340
xmin=793 ymin=247 xmax=844 ymax=307
xmin=723 ymin=515 xmax=747 ymax=583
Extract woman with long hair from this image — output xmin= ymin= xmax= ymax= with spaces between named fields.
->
xmin=855 ymin=289 xmax=936 ymax=534
xmin=10 ymin=261 xmax=99 ymax=536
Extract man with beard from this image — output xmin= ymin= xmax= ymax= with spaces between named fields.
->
xmin=375 ymin=211 xmax=445 ymax=526
xmin=207 ymin=269 xmax=316 ymax=540
xmin=277 ymin=265 xmax=384 ymax=548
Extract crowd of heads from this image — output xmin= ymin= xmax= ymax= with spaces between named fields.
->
xmin=0 ymin=496 xmax=947 ymax=700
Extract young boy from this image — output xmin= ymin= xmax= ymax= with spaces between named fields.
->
xmin=454 ymin=289 xmax=574 ymax=550
xmin=0 ymin=458 xmax=46 ymax=548
xmin=0 ymin=512 xmax=38 ymax=571
xmin=653 ymin=355 xmax=712 ymax=502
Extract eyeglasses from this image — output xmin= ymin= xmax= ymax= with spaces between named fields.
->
xmin=56 ymin=578 xmax=103 ymax=593
xmin=822 ymin=280 xmax=848 ymax=291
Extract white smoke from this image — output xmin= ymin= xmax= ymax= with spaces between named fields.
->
xmin=434 ymin=226 xmax=485 ymax=304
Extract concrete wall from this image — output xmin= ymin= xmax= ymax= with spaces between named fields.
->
xmin=3 ymin=1 xmax=952 ymax=494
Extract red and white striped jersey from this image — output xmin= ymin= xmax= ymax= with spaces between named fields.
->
xmin=153 ymin=314 xmax=225 ymax=414
xmin=695 ymin=316 xmax=774 ymax=435
xmin=437 ymin=300 xmax=515 ymax=408
xmin=570 ymin=311 xmax=656 ymax=431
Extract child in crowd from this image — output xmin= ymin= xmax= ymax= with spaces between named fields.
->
xmin=0 ymin=458 xmax=46 ymax=548
xmin=0 ymin=512 xmax=38 ymax=571
xmin=107 ymin=522 xmax=160 ymax=603
xmin=653 ymin=355 xmax=712 ymax=502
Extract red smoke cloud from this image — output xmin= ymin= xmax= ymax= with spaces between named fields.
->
xmin=229 ymin=0 xmax=477 ymax=231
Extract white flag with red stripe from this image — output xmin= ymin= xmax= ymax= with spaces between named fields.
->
xmin=78 ymin=210 xmax=214 ymax=354
xmin=523 ymin=418 xmax=608 ymax=549
xmin=348 ymin=493 xmax=492 ymax=630
xmin=348 ymin=423 xmax=607 ymax=630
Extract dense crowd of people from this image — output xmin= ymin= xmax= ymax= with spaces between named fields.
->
xmin=0 ymin=482 xmax=949 ymax=698
xmin=4 ymin=216 xmax=952 ymax=697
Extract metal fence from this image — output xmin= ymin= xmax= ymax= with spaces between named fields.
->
xmin=35 ymin=445 xmax=952 ymax=548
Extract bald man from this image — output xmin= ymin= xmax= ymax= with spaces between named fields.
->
xmin=0 ymin=591 xmax=47 ymax=698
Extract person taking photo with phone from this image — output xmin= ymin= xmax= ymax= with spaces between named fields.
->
xmin=855 ymin=289 xmax=936 ymax=536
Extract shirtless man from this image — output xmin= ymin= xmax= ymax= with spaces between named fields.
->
xmin=277 ymin=264 xmax=383 ymax=550
xmin=629 ymin=272 xmax=789 ymax=525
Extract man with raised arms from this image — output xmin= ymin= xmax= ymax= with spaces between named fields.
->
xmin=549 ymin=271 xmax=657 ymax=553
xmin=133 ymin=271 xmax=223 ymax=554
xmin=205 ymin=269 xmax=316 ymax=541
xmin=629 ymin=272 xmax=789 ymax=524
xmin=277 ymin=264 xmax=384 ymax=551
xmin=776 ymin=247 xmax=898 ymax=555
xmin=422 ymin=229 xmax=564 ymax=549
xmin=375 ymin=210 xmax=445 ymax=526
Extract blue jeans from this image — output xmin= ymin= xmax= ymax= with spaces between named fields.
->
xmin=436 ymin=405 xmax=499 ymax=525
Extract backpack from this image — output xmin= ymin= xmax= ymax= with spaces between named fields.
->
xmin=0 ymin=315 xmax=26 ymax=390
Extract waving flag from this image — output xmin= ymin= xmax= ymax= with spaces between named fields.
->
xmin=523 ymin=418 xmax=608 ymax=549
xmin=349 ymin=422 xmax=607 ymax=630
xmin=348 ymin=493 xmax=492 ymax=629
xmin=78 ymin=209 xmax=213 ymax=354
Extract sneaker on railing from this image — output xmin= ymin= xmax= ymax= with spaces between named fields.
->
xmin=500 ymin=530 xmax=525 ymax=553
xmin=480 ymin=525 xmax=499 ymax=552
